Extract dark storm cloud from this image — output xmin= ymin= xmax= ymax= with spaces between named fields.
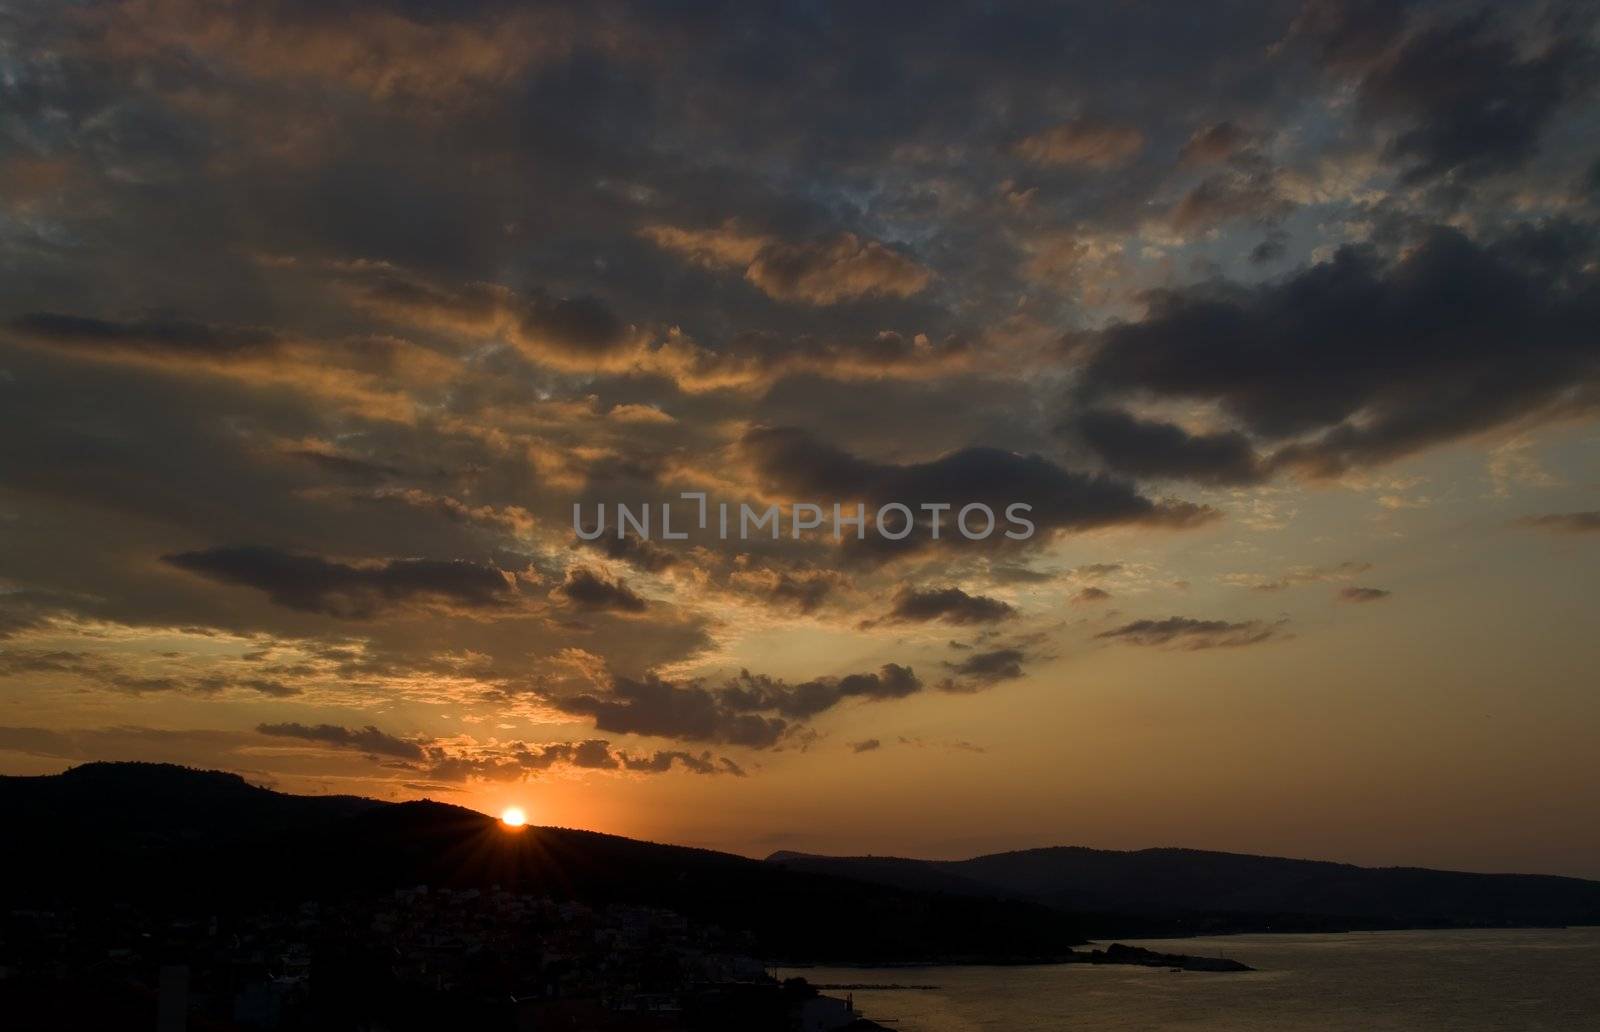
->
xmin=1338 ymin=586 xmax=1392 ymax=602
xmin=555 ymin=567 xmax=648 ymax=614
xmin=1352 ymin=10 xmax=1597 ymax=184
xmin=1095 ymin=617 xmax=1289 ymax=650
xmin=1512 ymin=511 xmax=1600 ymax=534
xmin=163 ymin=546 xmax=518 ymax=618
xmin=1070 ymin=409 xmax=1265 ymax=485
xmin=1075 ymin=223 xmax=1600 ymax=478
xmin=865 ymin=586 xmax=1015 ymax=627
xmin=1282 ymin=0 xmax=1598 ymax=184
xmin=257 ymin=721 xmax=424 ymax=760
xmin=741 ymin=427 xmax=1218 ymax=548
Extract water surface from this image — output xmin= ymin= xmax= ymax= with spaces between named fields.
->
xmin=803 ymin=927 xmax=1600 ymax=1031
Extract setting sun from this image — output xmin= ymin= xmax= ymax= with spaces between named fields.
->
xmin=500 ymin=806 xmax=527 ymax=828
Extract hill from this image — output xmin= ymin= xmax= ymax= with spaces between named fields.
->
xmin=0 ymin=763 xmax=1082 ymax=963
xmin=766 ymin=846 xmax=1600 ymax=934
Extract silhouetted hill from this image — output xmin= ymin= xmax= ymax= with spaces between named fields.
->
xmin=766 ymin=846 xmax=1600 ymax=934
xmin=0 ymin=763 xmax=1082 ymax=963
xmin=0 ymin=761 xmax=381 ymax=844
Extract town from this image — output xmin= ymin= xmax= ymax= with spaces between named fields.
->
xmin=1 ymin=887 xmax=887 ymax=1031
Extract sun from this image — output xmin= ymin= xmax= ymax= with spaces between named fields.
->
xmin=500 ymin=806 xmax=527 ymax=828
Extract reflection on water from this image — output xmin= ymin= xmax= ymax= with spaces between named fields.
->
xmin=803 ymin=928 xmax=1600 ymax=1031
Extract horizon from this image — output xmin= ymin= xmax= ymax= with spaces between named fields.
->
xmin=3 ymin=0 xmax=1599 ymax=888
xmin=14 ymin=759 xmax=1599 ymax=882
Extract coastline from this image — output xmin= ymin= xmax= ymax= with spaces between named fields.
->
xmin=799 ymin=928 xmax=1600 ymax=1031
xmin=781 ymin=942 xmax=1252 ymax=973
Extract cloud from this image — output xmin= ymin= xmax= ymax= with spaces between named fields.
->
xmin=256 ymin=721 xmax=424 ymax=760
xmin=638 ymin=222 xmax=771 ymax=269
xmin=1071 ymin=408 xmax=1265 ymax=485
xmin=1179 ymin=121 xmax=1256 ymax=165
xmin=163 ymin=546 xmax=518 ymax=618
xmin=850 ymin=738 xmax=882 ymax=753
xmin=745 ymin=233 xmax=933 ymax=304
xmin=1095 ymin=617 xmax=1289 ymax=650
xmin=1015 ymin=119 xmax=1145 ymax=167
xmin=0 ymin=725 xmax=261 ymax=766
xmin=0 ymin=590 xmax=88 ymax=641
xmin=556 ymin=672 xmax=790 ymax=748
xmin=1229 ymin=561 xmax=1372 ymax=593
xmin=617 ymin=749 xmax=745 ymax=777
xmin=943 ymin=647 xmax=1026 ymax=686
xmin=897 ymin=735 xmax=986 ymax=754
xmin=1168 ymin=160 xmax=1294 ymax=232
xmin=345 ymin=269 xmax=635 ymax=367
xmin=741 ymin=426 xmax=1218 ymax=559
xmin=865 ymin=586 xmax=1015 ymax=627
xmin=547 ymin=660 xmax=935 ymax=750
xmin=988 ymin=563 xmax=1056 ymax=584
xmin=80 ymin=0 xmax=584 ymax=104
xmin=280 ymin=439 xmax=406 ymax=481
xmin=8 ymin=312 xmax=282 ymax=362
xmin=1075 ymin=223 xmax=1600 ymax=478
xmin=723 ymin=664 xmax=925 ymax=720
xmin=723 ymin=566 xmax=841 ymax=616
xmin=0 ymin=647 xmax=303 ymax=698
xmin=5 ymin=0 xmax=1599 ymax=812
xmin=1338 ymin=586 xmax=1392 ymax=602
xmin=577 ymin=533 xmax=681 ymax=574
xmin=417 ymin=738 xmax=743 ymax=781
xmin=342 ymin=263 xmax=958 ymax=390
xmin=1352 ymin=11 xmax=1597 ymax=184
xmin=1512 ymin=511 xmax=1600 ymax=534
xmin=5 ymin=312 xmax=453 ymax=417
xmin=644 ymin=224 xmax=932 ymax=305
xmin=555 ymin=566 xmax=648 ymax=614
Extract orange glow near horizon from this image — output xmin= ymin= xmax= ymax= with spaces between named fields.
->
xmin=500 ymin=806 xmax=527 ymax=828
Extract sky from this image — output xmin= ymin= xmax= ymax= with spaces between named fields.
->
xmin=1 ymin=0 xmax=1598 ymax=877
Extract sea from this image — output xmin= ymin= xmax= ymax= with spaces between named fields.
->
xmin=802 ymin=927 xmax=1600 ymax=1031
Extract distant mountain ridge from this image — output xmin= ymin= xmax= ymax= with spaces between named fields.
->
xmin=9 ymin=763 xmax=1596 ymax=952
xmin=0 ymin=763 xmax=1083 ymax=963
xmin=766 ymin=845 xmax=1600 ymax=933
